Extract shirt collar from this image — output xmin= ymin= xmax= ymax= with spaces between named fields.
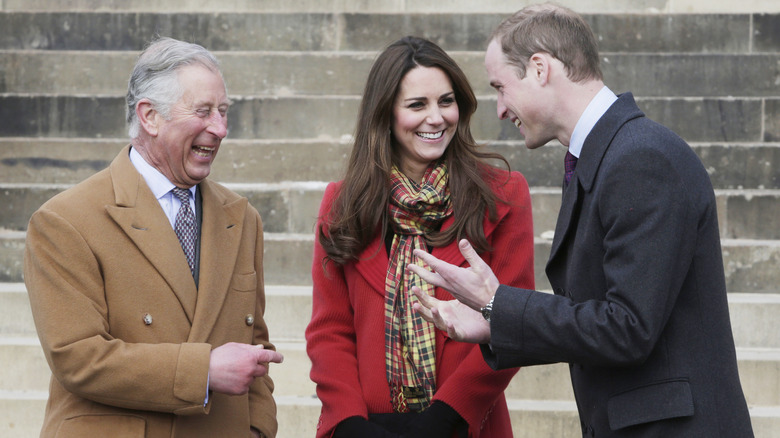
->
xmin=568 ymin=85 xmax=617 ymax=159
xmin=129 ymin=146 xmax=196 ymax=200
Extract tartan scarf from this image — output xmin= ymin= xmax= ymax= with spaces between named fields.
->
xmin=384 ymin=161 xmax=452 ymax=413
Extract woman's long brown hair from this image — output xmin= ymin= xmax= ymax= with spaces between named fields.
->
xmin=319 ymin=36 xmax=509 ymax=265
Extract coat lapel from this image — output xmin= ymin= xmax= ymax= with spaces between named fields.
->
xmin=105 ymin=146 xmax=198 ymax=322
xmin=187 ymin=180 xmax=248 ymax=341
xmin=353 ymin=192 xmax=514 ymax=296
xmin=546 ymin=93 xmax=645 ymax=268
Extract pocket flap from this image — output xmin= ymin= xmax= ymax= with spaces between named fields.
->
xmin=607 ymin=379 xmax=694 ymax=430
xmin=57 ymin=414 xmax=146 ymax=437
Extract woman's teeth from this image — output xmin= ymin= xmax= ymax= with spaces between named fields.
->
xmin=417 ymin=131 xmax=443 ymax=140
xmin=514 ymin=119 xmax=522 ymax=128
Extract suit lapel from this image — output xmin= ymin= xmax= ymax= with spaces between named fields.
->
xmin=187 ymin=180 xmax=248 ymax=341
xmin=546 ymin=93 xmax=645 ymax=268
xmin=105 ymin=146 xmax=198 ymax=322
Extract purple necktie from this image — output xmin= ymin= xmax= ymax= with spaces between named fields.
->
xmin=172 ymin=187 xmax=197 ymax=276
xmin=564 ymin=151 xmax=578 ymax=186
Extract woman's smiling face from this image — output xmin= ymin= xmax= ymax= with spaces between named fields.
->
xmin=392 ymin=66 xmax=459 ymax=182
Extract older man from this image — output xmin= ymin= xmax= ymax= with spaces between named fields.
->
xmin=410 ymin=4 xmax=753 ymax=437
xmin=24 ymin=37 xmax=283 ymax=438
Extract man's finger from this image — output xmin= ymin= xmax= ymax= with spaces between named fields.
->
xmin=412 ymin=286 xmax=435 ymax=320
xmin=458 ymin=239 xmax=489 ymax=272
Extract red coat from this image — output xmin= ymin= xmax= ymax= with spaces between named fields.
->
xmin=306 ymin=170 xmax=535 ymax=437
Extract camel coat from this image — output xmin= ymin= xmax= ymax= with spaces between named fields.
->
xmin=24 ymin=145 xmax=277 ymax=438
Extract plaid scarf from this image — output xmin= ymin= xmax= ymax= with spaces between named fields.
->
xmin=385 ymin=162 xmax=452 ymax=413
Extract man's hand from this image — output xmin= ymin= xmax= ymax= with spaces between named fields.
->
xmin=408 ymin=239 xmax=500 ymax=311
xmin=208 ymin=342 xmax=284 ymax=395
xmin=412 ymin=286 xmax=491 ymax=344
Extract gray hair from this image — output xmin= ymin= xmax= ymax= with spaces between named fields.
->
xmin=126 ymin=37 xmax=225 ymax=139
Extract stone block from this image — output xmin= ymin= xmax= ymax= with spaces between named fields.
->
xmin=0 ymin=186 xmax=62 ymax=231
xmin=0 ymin=139 xmax=121 ymax=184
xmin=697 ymin=144 xmax=780 ymax=190
xmin=0 ymin=51 xmax=135 ymax=94
xmin=639 ymin=98 xmax=764 ymax=143
xmin=339 ymin=13 xmax=504 ymax=51
xmin=603 ymin=54 xmax=780 ymax=98
xmin=211 ymin=141 xmax=350 ymax=184
xmin=220 ymin=52 xmax=375 ymax=96
xmin=0 ymin=285 xmax=37 ymax=337
xmin=588 ymin=14 xmax=751 ymax=53
xmin=0 ymin=96 xmax=125 ymax=138
xmin=227 ymin=96 xmax=360 ymax=140
xmin=723 ymin=191 xmax=780 ymax=239
xmin=722 ymin=240 xmax=780 ymax=293
xmin=753 ymin=14 xmax=780 ymax=52
xmin=0 ymin=13 xmax=341 ymax=51
xmin=766 ymin=99 xmax=780 ymax=142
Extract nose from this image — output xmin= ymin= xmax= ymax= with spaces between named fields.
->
xmin=496 ymin=96 xmax=508 ymax=120
xmin=207 ymin=109 xmax=228 ymax=139
xmin=426 ymin=107 xmax=444 ymax=125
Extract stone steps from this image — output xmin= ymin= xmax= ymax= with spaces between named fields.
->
xmin=2 ymin=393 xmax=773 ymax=438
xmin=0 ymin=11 xmax=776 ymax=53
xmin=0 ymin=94 xmax=774 ymax=143
xmin=3 ymin=181 xmax=780 ymax=238
xmin=1 ymin=2 xmax=777 ymax=437
xmin=3 ymin=231 xmax=780 ymax=292
xmin=2 ymin=138 xmax=778 ymax=188
xmin=3 ymin=0 xmax=778 ymax=14
xmin=2 ymin=284 xmax=779 ymax=437
xmin=4 ymin=50 xmax=780 ymax=97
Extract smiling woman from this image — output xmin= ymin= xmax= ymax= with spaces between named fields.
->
xmin=305 ymin=36 xmax=536 ymax=438
xmin=392 ymin=66 xmax=459 ymax=183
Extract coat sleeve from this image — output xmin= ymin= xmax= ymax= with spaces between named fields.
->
xmin=24 ymin=206 xmax=213 ymax=414
xmin=431 ymin=171 xmax=536 ymax=432
xmin=247 ymin=207 xmax=279 ymax=438
xmin=305 ymin=182 xmax=368 ymax=438
xmin=487 ymin=141 xmax=699 ymax=368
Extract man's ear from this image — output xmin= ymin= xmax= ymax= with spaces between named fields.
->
xmin=136 ymin=99 xmax=159 ymax=137
xmin=529 ymin=53 xmax=550 ymax=86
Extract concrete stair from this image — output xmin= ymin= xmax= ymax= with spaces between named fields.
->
xmin=1 ymin=1 xmax=778 ymax=437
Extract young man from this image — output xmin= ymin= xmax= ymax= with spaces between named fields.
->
xmin=410 ymin=4 xmax=753 ymax=437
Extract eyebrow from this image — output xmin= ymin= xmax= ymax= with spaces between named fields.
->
xmin=403 ymin=91 xmax=455 ymax=102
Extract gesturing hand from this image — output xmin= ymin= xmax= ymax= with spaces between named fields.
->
xmin=412 ymin=286 xmax=491 ymax=344
xmin=208 ymin=342 xmax=284 ymax=395
xmin=407 ymin=239 xmax=500 ymax=311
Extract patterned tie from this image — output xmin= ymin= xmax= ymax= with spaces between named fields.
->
xmin=564 ymin=150 xmax=578 ymax=186
xmin=172 ymin=187 xmax=197 ymax=276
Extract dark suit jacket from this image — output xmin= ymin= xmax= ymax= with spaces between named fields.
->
xmin=24 ymin=145 xmax=277 ymax=438
xmin=482 ymin=94 xmax=753 ymax=437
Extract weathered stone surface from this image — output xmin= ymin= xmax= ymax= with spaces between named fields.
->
xmin=0 ymin=96 xmax=125 ymax=138
xmin=0 ymin=13 xmax=340 ymax=51
xmin=7 ymin=51 xmax=780 ymax=99
xmin=754 ymin=13 xmax=780 ymax=52
xmin=638 ymin=98 xmax=764 ymax=143
xmin=603 ymin=54 xmax=780 ymax=97
xmin=765 ymin=99 xmax=780 ymax=142
xmin=722 ymin=192 xmax=780 ymax=239
xmin=0 ymin=12 xmax=766 ymax=54
xmin=588 ymin=14 xmax=751 ymax=53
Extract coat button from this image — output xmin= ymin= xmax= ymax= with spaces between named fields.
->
xmin=143 ymin=314 xmax=153 ymax=325
xmin=245 ymin=314 xmax=254 ymax=326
